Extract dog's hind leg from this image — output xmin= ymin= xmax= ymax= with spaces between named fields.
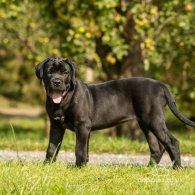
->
xmin=138 ymin=121 xmax=165 ymax=166
xmin=148 ymin=110 xmax=181 ymax=168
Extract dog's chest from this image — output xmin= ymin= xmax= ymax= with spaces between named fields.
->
xmin=50 ymin=108 xmax=75 ymax=130
xmin=51 ymin=108 xmax=65 ymax=123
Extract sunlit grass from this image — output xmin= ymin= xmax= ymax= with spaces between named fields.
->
xmin=0 ymin=117 xmax=194 ymax=194
xmin=0 ymin=161 xmax=194 ymax=194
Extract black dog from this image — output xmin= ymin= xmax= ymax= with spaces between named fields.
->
xmin=35 ymin=57 xmax=195 ymax=168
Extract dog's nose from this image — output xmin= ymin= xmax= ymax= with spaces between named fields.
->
xmin=53 ymin=80 xmax=61 ymax=87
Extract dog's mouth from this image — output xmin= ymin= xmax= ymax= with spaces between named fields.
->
xmin=50 ymin=90 xmax=66 ymax=104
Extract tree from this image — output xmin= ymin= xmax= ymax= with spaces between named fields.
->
xmin=0 ymin=0 xmax=61 ymax=103
xmin=41 ymin=0 xmax=195 ymax=114
xmin=0 ymin=0 xmax=194 ymax=136
xmin=41 ymin=0 xmax=195 ymax=136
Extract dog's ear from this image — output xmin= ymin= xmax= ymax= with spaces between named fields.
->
xmin=35 ymin=58 xmax=50 ymax=83
xmin=63 ymin=58 xmax=78 ymax=89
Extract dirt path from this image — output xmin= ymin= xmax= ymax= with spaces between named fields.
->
xmin=0 ymin=108 xmax=43 ymax=118
xmin=0 ymin=150 xmax=194 ymax=167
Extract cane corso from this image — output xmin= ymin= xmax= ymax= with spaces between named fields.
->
xmin=35 ymin=57 xmax=195 ymax=168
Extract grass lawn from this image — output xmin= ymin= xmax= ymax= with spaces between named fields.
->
xmin=0 ymin=161 xmax=194 ymax=194
xmin=0 ymin=116 xmax=195 ymax=194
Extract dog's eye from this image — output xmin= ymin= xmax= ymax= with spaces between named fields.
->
xmin=61 ymin=69 xmax=68 ymax=74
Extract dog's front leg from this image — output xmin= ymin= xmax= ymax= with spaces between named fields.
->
xmin=75 ymin=125 xmax=91 ymax=167
xmin=45 ymin=122 xmax=65 ymax=163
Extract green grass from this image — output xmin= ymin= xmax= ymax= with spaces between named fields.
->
xmin=0 ymin=117 xmax=195 ymax=156
xmin=0 ymin=161 xmax=194 ymax=194
xmin=0 ymin=116 xmax=194 ymax=194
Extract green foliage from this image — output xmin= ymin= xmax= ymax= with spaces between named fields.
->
xmin=130 ymin=1 xmax=195 ymax=113
xmin=0 ymin=0 xmax=195 ymax=115
xmin=0 ymin=0 xmax=60 ymax=103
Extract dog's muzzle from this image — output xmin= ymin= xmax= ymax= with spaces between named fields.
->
xmin=48 ymin=79 xmax=66 ymax=104
xmin=53 ymin=79 xmax=62 ymax=88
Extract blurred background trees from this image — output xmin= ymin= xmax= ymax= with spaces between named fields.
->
xmin=0 ymin=0 xmax=195 ymax=135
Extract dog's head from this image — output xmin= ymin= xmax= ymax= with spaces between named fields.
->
xmin=35 ymin=57 xmax=77 ymax=104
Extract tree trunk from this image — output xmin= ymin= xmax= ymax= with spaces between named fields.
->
xmin=44 ymin=114 xmax=50 ymax=138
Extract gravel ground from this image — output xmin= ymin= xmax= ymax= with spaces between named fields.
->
xmin=0 ymin=150 xmax=194 ymax=167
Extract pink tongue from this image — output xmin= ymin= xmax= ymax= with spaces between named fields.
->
xmin=51 ymin=91 xmax=63 ymax=104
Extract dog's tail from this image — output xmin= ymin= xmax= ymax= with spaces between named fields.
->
xmin=162 ymin=84 xmax=195 ymax=128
